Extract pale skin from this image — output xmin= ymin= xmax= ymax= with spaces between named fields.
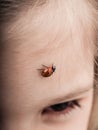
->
xmin=1 ymin=1 xmax=95 ymax=130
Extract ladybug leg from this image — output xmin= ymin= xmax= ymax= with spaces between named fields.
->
xmin=37 ymin=68 xmax=44 ymax=71
xmin=42 ymin=64 xmax=48 ymax=68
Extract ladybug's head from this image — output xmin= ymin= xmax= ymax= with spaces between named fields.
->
xmin=52 ymin=65 xmax=56 ymax=72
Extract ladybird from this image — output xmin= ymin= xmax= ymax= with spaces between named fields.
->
xmin=38 ymin=64 xmax=56 ymax=77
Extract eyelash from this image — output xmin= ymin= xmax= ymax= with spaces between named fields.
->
xmin=42 ymin=100 xmax=81 ymax=121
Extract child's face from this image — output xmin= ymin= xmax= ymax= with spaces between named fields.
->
xmin=1 ymin=2 xmax=95 ymax=130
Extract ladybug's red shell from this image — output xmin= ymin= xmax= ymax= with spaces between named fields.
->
xmin=39 ymin=65 xmax=56 ymax=77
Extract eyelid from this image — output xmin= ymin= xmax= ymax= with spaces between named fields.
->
xmin=44 ymin=90 xmax=90 ymax=108
xmin=43 ymin=100 xmax=80 ymax=113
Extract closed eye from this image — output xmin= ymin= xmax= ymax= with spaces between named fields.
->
xmin=42 ymin=99 xmax=81 ymax=122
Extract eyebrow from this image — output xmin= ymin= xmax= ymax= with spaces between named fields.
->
xmin=46 ymin=86 xmax=93 ymax=106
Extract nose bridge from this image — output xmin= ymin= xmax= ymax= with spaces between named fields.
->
xmin=1 ymin=117 xmax=34 ymax=130
xmin=1 ymin=110 xmax=42 ymax=130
